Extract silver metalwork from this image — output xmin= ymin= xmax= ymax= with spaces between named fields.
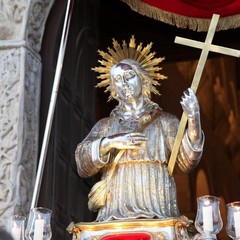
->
xmin=75 ymin=59 xmax=204 ymax=222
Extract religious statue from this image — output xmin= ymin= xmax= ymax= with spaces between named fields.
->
xmin=75 ymin=36 xmax=204 ymax=221
xmin=73 ymin=36 xmax=204 ymax=238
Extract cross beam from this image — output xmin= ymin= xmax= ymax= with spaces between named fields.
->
xmin=168 ymin=14 xmax=240 ymax=176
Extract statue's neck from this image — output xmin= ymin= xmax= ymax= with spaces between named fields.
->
xmin=110 ymin=97 xmax=161 ymax=119
xmin=122 ymin=97 xmax=145 ymax=115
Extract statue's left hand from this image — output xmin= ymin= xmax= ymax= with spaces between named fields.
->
xmin=180 ymin=88 xmax=203 ymax=145
xmin=180 ymin=88 xmax=200 ymax=118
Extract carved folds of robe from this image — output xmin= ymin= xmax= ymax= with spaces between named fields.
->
xmin=75 ymin=103 xmax=204 ymax=222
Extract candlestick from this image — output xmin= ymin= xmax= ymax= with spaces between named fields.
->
xmin=233 ymin=210 xmax=240 ymax=238
xmin=195 ymin=195 xmax=222 ymax=239
xmin=34 ymin=219 xmax=44 ymax=240
xmin=6 ymin=215 xmax=26 ymax=240
xmin=227 ymin=202 xmax=240 ymax=239
xmin=25 ymin=207 xmax=52 ymax=240
xmin=203 ymin=203 xmax=214 ymax=232
xmin=11 ymin=225 xmax=21 ymax=240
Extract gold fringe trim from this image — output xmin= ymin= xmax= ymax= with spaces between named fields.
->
xmin=121 ymin=0 xmax=240 ymax=32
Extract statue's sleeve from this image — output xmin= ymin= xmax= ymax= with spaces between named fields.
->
xmin=177 ymin=130 xmax=205 ymax=173
xmin=75 ymin=119 xmax=110 ymax=178
xmin=164 ymin=114 xmax=204 ymax=173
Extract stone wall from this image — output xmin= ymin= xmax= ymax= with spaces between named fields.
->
xmin=0 ymin=0 xmax=54 ymax=226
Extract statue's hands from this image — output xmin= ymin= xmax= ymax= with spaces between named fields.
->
xmin=180 ymin=88 xmax=203 ymax=146
xmin=100 ymin=132 xmax=147 ymax=156
xmin=107 ymin=132 xmax=147 ymax=149
xmin=180 ymin=88 xmax=200 ymax=118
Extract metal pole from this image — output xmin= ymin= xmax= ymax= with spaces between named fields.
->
xmin=30 ymin=0 xmax=74 ymax=209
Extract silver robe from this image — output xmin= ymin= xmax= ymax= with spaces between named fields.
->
xmin=75 ymin=103 xmax=204 ymax=222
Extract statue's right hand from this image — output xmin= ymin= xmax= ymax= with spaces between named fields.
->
xmin=100 ymin=132 xmax=147 ymax=154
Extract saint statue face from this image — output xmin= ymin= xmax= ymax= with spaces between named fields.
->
xmin=111 ymin=63 xmax=142 ymax=102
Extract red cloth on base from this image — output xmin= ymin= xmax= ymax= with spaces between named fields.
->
xmin=101 ymin=233 xmax=151 ymax=240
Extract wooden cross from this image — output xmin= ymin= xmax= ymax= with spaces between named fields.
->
xmin=168 ymin=14 xmax=240 ymax=176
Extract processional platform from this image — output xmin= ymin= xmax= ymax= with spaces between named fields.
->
xmin=67 ymin=217 xmax=193 ymax=240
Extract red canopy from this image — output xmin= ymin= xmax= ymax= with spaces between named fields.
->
xmin=121 ymin=0 xmax=240 ymax=31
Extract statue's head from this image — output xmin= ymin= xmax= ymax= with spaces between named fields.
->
xmin=92 ymin=36 xmax=167 ymax=101
xmin=109 ymin=59 xmax=152 ymax=101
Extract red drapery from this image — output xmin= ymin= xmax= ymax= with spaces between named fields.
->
xmin=121 ymin=0 xmax=240 ymax=31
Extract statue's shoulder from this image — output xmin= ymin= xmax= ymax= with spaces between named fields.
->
xmin=95 ymin=116 xmax=119 ymax=126
xmin=158 ymin=110 xmax=179 ymax=125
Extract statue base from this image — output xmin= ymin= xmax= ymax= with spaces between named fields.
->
xmin=67 ymin=217 xmax=195 ymax=240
